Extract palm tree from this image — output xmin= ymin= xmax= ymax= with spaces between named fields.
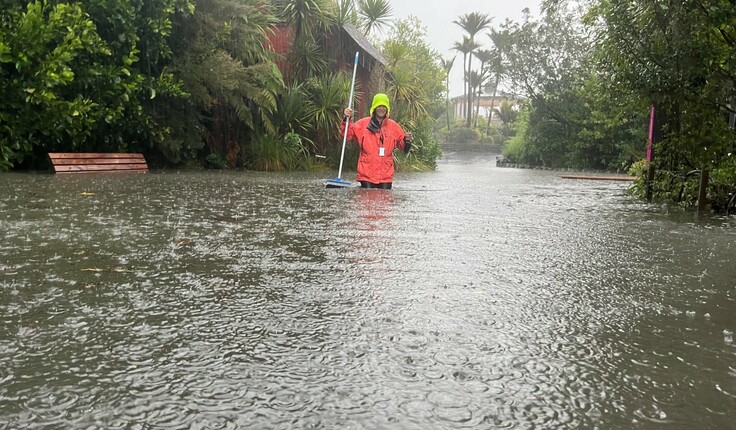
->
xmin=386 ymin=67 xmax=426 ymax=126
xmin=453 ymin=12 xmax=492 ymax=127
xmin=382 ymin=40 xmax=410 ymax=70
xmin=455 ymin=11 xmax=493 ymax=36
xmin=440 ymin=56 xmax=455 ymax=130
xmin=272 ymin=0 xmax=336 ymax=82
xmin=308 ymin=72 xmax=351 ymax=155
xmin=468 ymin=70 xmax=484 ymax=127
xmin=275 ymin=0 xmax=336 ymax=41
xmin=452 ymin=36 xmax=480 ymax=124
xmin=357 ymin=0 xmax=393 ymax=36
xmin=267 ymin=82 xmax=314 ymax=138
xmin=495 ymin=101 xmax=518 ymax=139
xmin=334 ymin=0 xmax=358 ymax=27
xmin=382 ymin=41 xmax=425 ymax=124
xmin=483 ymin=45 xmax=504 ymax=131
xmin=473 ymin=49 xmax=494 ymax=126
xmin=290 ymin=37 xmax=329 ymax=79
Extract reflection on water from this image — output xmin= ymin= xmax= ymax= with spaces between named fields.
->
xmin=1 ymin=153 xmax=735 ymax=429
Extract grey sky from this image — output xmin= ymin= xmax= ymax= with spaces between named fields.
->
xmin=388 ymin=0 xmax=540 ymax=97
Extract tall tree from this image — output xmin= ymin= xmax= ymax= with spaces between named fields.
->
xmin=453 ymin=11 xmax=492 ymax=127
xmin=494 ymin=4 xmax=604 ymax=167
xmin=589 ymin=0 xmax=736 ymax=207
xmin=480 ymin=44 xmax=504 ymax=131
xmin=473 ymin=48 xmax=494 ymax=126
xmin=467 ymin=70 xmax=484 ymax=127
xmin=440 ymin=56 xmax=456 ymax=130
xmin=380 ymin=17 xmax=445 ymax=169
xmin=452 ymin=36 xmax=480 ymax=123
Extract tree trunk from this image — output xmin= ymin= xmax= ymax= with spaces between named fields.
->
xmin=473 ymin=87 xmax=483 ymax=127
xmin=486 ymin=75 xmax=499 ymax=131
xmin=466 ymin=56 xmax=473 ymax=127
xmin=697 ymin=169 xmax=709 ymax=212
xmin=446 ymin=77 xmax=451 ymax=130
xmin=462 ymin=54 xmax=468 ymax=123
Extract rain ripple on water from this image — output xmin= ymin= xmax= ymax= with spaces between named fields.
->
xmin=1 ymin=157 xmax=735 ymax=428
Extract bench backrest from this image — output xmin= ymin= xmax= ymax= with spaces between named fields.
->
xmin=48 ymin=153 xmax=148 ymax=174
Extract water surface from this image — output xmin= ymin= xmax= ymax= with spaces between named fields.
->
xmin=1 ymin=152 xmax=735 ymax=429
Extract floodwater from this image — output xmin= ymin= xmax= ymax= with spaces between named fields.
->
xmin=1 ymin=152 xmax=734 ymax=429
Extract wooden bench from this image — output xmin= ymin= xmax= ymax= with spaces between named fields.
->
xmin=48 ymin=153 xmax=148 ymax=174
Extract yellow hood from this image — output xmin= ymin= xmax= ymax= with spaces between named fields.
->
xmin=370 ymin=93 xmax=390 ymax=116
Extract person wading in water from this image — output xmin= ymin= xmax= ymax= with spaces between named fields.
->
xmin=340 ymin=93 xmax=412 ymax=189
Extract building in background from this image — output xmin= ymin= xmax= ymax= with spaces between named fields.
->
xmin=451 ymin=94 xmax=525 ymax=124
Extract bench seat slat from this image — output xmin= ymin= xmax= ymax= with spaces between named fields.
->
xmin=54 ymin=164 xmax=149 ymax=173
xmin=49 ymin=153 xmax=145 ymax=159
xmin=49 ymin=152 xmax=148 ymax=174
xmin=52 ymin=158 xmax=146 ymax=166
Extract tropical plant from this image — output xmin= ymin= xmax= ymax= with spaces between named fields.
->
xmin=306 ymin=72 xmax=352 ymax=156
xmin=357 ymin=0 xmax=393 ymax=36
xmin=246 ymin=130 xmax=310 ymax=171
xmin=272 ymin=0 xmax=336 ymax=83
xmin=380 ymin=17 xmax=445 ymax=170
xmin=472 ymin=48 xmax=498 ymax=126
xmin=273 ymin=0 xmax=336 ymax=41
xmin=168 ymin=0 xmax=283 ymax=167
xmin=268 ymin=82 xmax=315 ymax=139
xmin=494 ymin=101 xmax=518 ymax=140
xmin=334 ymin=0 xmax=358 ymax=27
xmin=588 ymin=0 xmax=736 ymax=182
xmin=289 ymin=37 xmax=330 ymax=79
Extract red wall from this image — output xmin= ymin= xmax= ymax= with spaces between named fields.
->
xmin=266 ymin=25 xmax=293 ymax=80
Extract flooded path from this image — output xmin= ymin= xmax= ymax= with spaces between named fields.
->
xmin=1 ymin=152 xmax=735 ymax=428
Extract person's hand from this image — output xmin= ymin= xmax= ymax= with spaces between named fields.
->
xmin=344 ymin=108 xmax=353 ymax=117
xmin=405 ymin=132 xmax=412 ymax=141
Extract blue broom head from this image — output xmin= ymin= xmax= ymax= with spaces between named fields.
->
xmin=325 ymin=178 xmax=352 ymax=188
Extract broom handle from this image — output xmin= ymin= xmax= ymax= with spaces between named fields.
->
xmin=337 ymin=52 xmax=359 ymax=180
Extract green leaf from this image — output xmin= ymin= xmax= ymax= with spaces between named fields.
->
xmin=0 ymin=42 xmax=11 ymax=63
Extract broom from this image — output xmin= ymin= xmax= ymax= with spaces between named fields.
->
xmin=325 ymin=51 xmax=359 ymax=189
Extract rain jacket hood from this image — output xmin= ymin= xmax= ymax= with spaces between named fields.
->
xmin=370 ymin=93 xmax=391 ymax=116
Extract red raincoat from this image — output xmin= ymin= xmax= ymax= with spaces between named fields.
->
xmin=340 ymin=116 xmax=407 ymax=184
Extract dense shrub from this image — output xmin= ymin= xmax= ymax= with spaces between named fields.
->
xmin=443 ymin=127 xmax=480 ymax=144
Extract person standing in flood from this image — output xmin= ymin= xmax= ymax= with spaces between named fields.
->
xmin=340 ymin=93 xmax=412 ymax=189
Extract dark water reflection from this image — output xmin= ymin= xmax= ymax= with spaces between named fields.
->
xmin=1 ymin=152 xmax=735 ymax=429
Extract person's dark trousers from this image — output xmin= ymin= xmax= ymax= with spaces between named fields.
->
xmin=360 ymin=181 xmax=392 ymax=189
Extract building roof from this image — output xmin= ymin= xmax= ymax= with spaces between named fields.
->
xmin=342 ymin=23 xmax=387 ymax=66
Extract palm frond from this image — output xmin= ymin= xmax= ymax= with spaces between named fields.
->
xmin=357 ymin=0 xmax=393 ymax=36
xmin=453 ymin=11 xmax=493 ymax=39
